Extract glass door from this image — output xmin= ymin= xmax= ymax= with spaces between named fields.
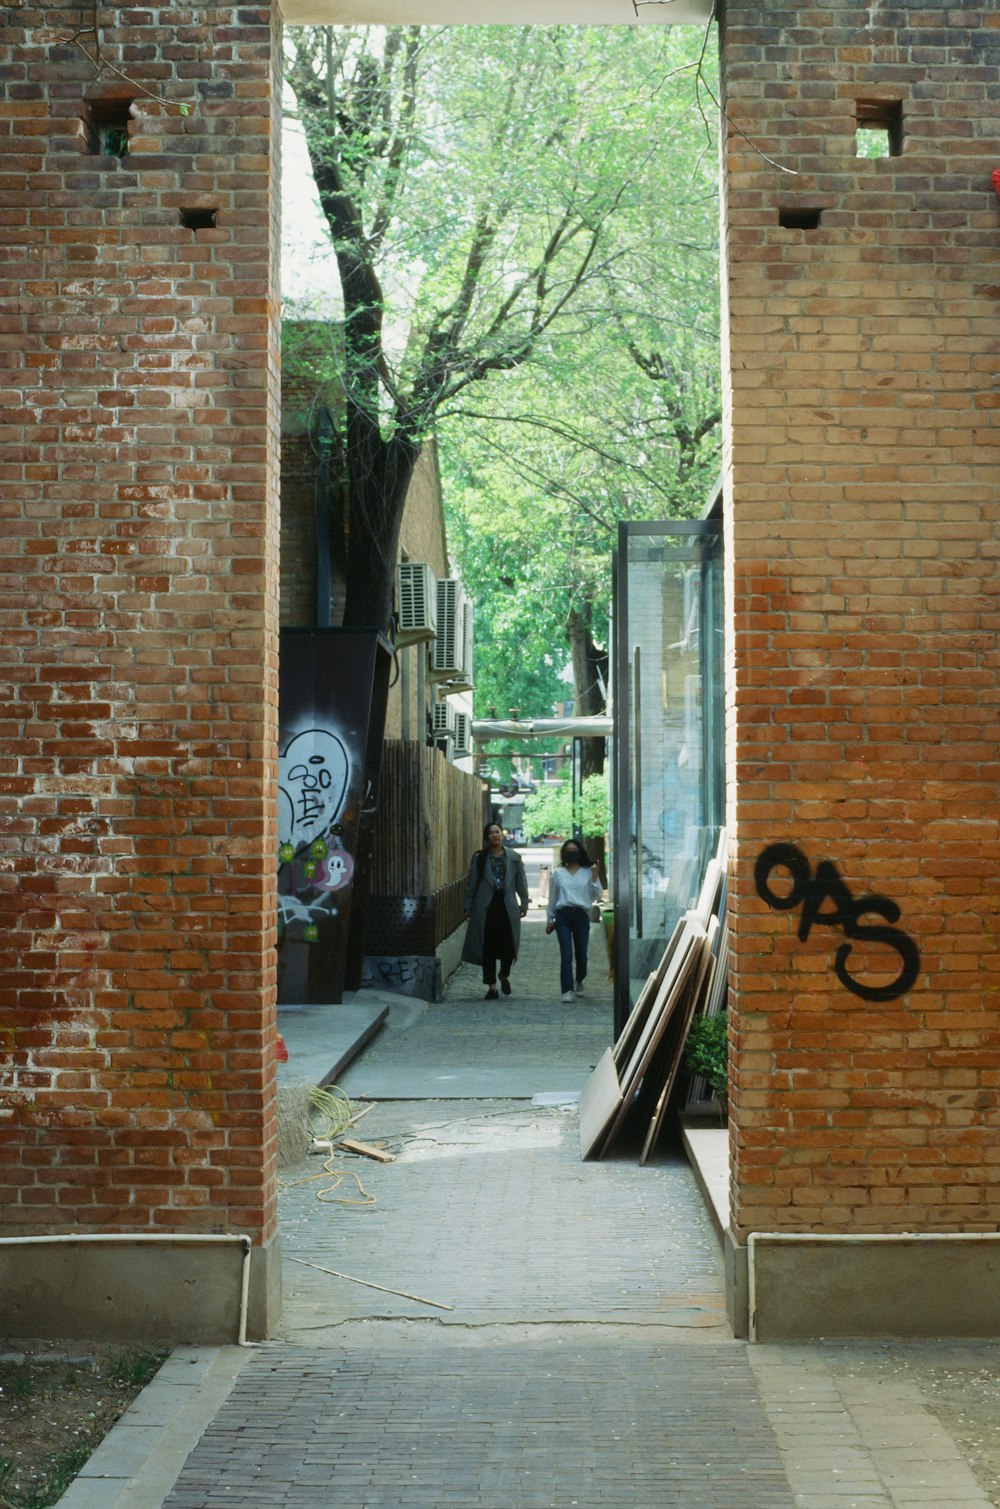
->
xmin=612 ymin=519 xmax=724 ymax=1035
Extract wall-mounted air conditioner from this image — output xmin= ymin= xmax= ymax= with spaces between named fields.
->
xmin=396 ymin=562 xmax=438 ymax=643
xmin=431 ymin=580 xmax=474 ymax=691
xmin=453 ymin=711 xmax=472 ymax=757
xmin=457 ymin=599 xmax=474 ymax=693
xmin=431 ymin=578 xmax=467 ymax=677
xmin=431 ymin=702 xmax=454 ymax=740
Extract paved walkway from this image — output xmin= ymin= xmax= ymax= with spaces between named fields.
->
xmin=63 ymin=916 xmax=1000 ymax=1507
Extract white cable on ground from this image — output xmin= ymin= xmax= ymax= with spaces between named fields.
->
xmin=307 ymin=1084 xmax=355 ymax=1142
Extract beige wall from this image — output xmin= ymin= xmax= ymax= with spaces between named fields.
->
xmin=386 ymin=440 xmax=451 ymax=742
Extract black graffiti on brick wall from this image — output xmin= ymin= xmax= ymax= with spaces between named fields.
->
xmin=754 ymin=843 xmax=920 ymax=1002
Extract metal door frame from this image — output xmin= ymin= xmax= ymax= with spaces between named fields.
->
xmin=611 ymin=516 xmax=723 ymax=1035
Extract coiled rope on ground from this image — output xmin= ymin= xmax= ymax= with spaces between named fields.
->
xmin=277 ymin=1084 xmax=377 ymax=1206
xmin=306 ymin=1083 xmax=355 ymax=1142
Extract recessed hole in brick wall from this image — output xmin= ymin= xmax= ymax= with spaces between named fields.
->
xmin=82 ymin=99 xmax=133 ymax=158
xmin=180 ymin=207 xmax=218 ymax=230
xmin=779 ymin=207 xmax=822 ymax=230
xmin=856 ymin=99 xmax=903 ymax=158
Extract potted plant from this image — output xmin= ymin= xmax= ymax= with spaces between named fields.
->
xmin=683 ymin=1011 xmax=728 ymax=1117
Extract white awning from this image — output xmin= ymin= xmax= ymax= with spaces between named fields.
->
xmin=472 ymin=717 xmax=613 ymax=740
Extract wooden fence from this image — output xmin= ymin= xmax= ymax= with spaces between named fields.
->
xmin=368 ymin=740 xmax=487 ymax=901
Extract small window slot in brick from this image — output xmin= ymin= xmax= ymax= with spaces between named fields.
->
xmin=83 ymin=99 xmax=133 ymax=158
xmin=779 ymin=207 xmax=822 ymax=230
xmin=856 ymin=99 xmax=903 ymax=158
xmin=180 ymin=207 xmax=218 ymax=231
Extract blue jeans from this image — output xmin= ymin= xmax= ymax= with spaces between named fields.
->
xmin=554 ymin=905 xmax=590 ymax=994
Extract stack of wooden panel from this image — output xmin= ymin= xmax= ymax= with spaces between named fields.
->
xmin=579 ymin=831 xmax=728 ymax=1164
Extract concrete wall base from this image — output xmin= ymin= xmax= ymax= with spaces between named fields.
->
xmin=247 ymin=1230 xmax=283 ymax=1340
xmin=361 ymin=927 xmax=465 ymax=1003
xmin=0 ymin=1230 xmax=283 ymax=1345
xmin=723 ymin=1227 xmax=749 ymax=1340
xmin=362 ymin=955 xmax=444 ymax=1001
xmin=436 ymin=926 xmax=465 ymax=986
xmin=725 ymin=1230 xmax=1000 ymax=1340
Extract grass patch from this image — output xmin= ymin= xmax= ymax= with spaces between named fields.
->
xmin=0 ymin=1345 xmax=167 ymax=1509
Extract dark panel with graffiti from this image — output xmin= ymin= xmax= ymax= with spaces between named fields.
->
xmin=363 ymin=879 xmax=466 ymax=957
xmin=754 ymin=842 xmax=920 ymax=1002
xmin=278 ymin=629 xmax=391 ymax=1005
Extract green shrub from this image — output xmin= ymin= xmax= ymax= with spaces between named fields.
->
xmin=684 ymin=1011 xmax=728 ymax=1099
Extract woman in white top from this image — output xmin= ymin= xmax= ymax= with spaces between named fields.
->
xmin=545 ymin=839 xmax=603 ymax=1002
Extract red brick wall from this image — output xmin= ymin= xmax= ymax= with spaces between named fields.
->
xmin=280 ymin=424 xmax=322 ymax=628
xmin=721 ymin=0 xmax=1000 ymax=1238
xmin=279 ymin=322 xmax=344 ymax=628
xmin=0 ymin=3 xmax=281 ymax=1245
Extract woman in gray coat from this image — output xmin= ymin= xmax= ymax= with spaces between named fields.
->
xmin=462 ymin=822 xmax=530 ymax=1000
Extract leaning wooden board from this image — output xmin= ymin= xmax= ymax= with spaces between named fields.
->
xmin=578 ymin=1046 xmax=624 ymax=1161
xmin=613 ymin=915 xmax=686 ymax=1070
xmin=640 ymin=913 xmax=720 ymax=1166
xmin=579 ymin=827 xmax=730 ymax=1163
xmin=617 ymin=915 xmax=704 ymax=1090
xmin=597 ymin=916 xmax=706 ymax=1159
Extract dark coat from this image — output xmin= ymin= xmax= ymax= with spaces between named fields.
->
xmin=461 ymin=847 xmax=530 ymax=965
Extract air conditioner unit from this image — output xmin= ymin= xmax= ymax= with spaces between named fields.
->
xmin=431 ymin=702 xmax=453 ymax=740
xmin=432 ymin=584 xmax=474 ymax=692
xmin=453 ymin=711 xmax=472 ymax=757
xmin=396 ymin=562 xmax=438 ymax=643
xmin=431 ymin=578 xmax=467 ymax=677
xmin=458 ymin=599 xmax=474 ymax=691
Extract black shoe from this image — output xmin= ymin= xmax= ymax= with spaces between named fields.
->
xmin=500 ymin=977 xmax=511 ymax=996
xmin=484 ymin=987 xmax=499 ymax=1000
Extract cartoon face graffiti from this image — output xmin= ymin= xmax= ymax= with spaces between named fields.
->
xmin=278 ymin=728 xmax=349 ymax=849
xmin=277 ymin=727 xmax=356 ymax=941
xmin=319 ymin=850 xmax=354 ymax=892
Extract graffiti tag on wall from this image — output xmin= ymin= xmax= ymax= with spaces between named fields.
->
xmin=277 ymin=726 xmax=355 ymax=941
xmin=362 ymin=955 xmax=444 ymax=1002
xmin=754 ymin=842 xmax=920 ymax=1002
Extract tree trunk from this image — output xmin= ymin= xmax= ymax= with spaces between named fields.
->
xmin=341 ymin=423 xmax=420 ymax=631
xmin=566 ymin=605 xmax=609 ymax=779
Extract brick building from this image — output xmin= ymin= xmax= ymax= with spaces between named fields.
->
xmin=720 ymin=0 xmax=1000 ymax=1337
xmin=279 ymin=325 xmax=455 ymax=739
xmin=1 ymin=0 xmax=997 ymax=1341
xmin=279 ymin=333 xmax=483 ymax=1005
xmin=1 ymin=1 xmax=284 ymax=1339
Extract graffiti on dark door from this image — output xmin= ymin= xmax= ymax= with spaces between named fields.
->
xmin=278 ymin=726 xmax=355 ymax=942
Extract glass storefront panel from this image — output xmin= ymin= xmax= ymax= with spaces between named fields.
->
xmin=612 ymin=520 xmax=724 ymax=1033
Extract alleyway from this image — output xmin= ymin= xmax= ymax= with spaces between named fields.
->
xmin=117 ymin=915 xmax=999 ymax=1507
xmin=165 ymin=915 xmax=794 ymax=1506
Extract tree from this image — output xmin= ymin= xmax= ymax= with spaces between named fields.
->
xmin=285 ymin=23 xmax=717 ymax=633
xmin=523 ymin=776 xmax=610 ymax=842
xmin=439 ymin=257 xmax=722 ymax=777
xmin=432 ymin=32 xmax=722 ymax=773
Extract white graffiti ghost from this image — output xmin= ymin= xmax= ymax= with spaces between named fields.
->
xmin=318 ymin=850 xmax=354 ymax=891
xmin=278 ymin=728 xmax=349 ymax=849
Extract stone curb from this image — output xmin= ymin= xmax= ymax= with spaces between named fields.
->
xmin=55 ymin=1345 xmax=251 ymax=1508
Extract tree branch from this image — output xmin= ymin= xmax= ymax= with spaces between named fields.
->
xmin=368 ymin=27 xmax=421 ymax=255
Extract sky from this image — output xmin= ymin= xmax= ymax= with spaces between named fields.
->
xmin=281 ymin=114 xmax=341 ymax=315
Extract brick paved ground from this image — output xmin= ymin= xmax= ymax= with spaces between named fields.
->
xmin=164 ymin=916 xmax=790 ymax=1506
xmin=159 ymin=915 xmax=1000 ymax=1508
xmin=278 ymin=1098 xmax=725 ymax=1332
xmin=337 ymin=912 xmax=618 ymax=1100
xmin=164 ymin=1341 xmax=792 ymax=1508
